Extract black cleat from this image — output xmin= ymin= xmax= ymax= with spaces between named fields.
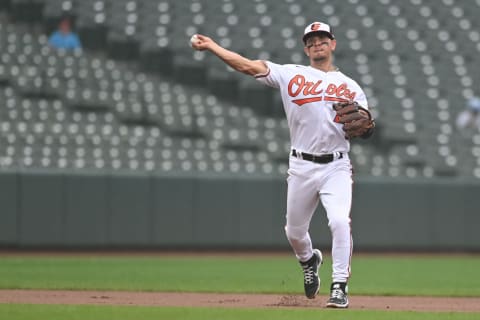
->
xmin=299 ymin=249 xmax=323 ymax=299
xmin=326 ymin=282 xmax=349 ymax=308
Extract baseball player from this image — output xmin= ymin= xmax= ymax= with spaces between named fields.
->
xmin=191 ymin=21 xmax=375 ymax=308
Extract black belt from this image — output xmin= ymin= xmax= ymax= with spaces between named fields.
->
xmin=291 ymin=149 xmax=343 ymax=164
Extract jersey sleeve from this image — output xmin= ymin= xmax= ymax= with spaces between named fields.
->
xmin=355 ymin=89 xmax=369 ymax=109
xmin=253 ymin=61 xmax=282 ymax=89
xmin=348 ymin=79 xmax=369 ymax=110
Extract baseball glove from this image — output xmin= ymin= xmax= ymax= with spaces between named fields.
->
xmin=333 ymin=101 xmax=375 ymax=139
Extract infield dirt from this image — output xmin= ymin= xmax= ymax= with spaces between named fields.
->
xmin=1 ymin=289 xmax=479 ymax=312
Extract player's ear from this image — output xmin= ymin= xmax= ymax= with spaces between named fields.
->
xmin=331 ymin=39 xmax=337 ymax=51
xmin=304 ymin=46 xmax=309 ymax=56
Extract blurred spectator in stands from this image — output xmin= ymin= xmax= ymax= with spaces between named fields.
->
xmin=48 ymin=17 xmax=81 ymax=50
xmin=456 ymin=96 xmax=480 ymax=136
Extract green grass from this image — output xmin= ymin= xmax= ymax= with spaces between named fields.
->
xmin=0 ymin=254 xmax=479 ymax=297
xmin=0 ymin=304 xmax=479 ymax=320
xmin=351 ymin=255 xmax=480 ymax=296
xmin=0 ymin=254 xmax=479 ymax=319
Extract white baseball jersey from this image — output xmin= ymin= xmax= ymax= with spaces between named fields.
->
xmin=255 ymin=61 xmax=369 ymax=155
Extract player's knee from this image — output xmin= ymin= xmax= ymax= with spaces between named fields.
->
xmin=284 ymin=224 xmax=306 ymax=243
xmin=328 ymin=216 xmax=351 ymax=232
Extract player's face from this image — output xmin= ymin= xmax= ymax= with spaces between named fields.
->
xmin=304 ymin=35 xmax=336 ymax=62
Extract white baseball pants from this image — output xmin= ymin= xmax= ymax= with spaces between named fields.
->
xmin=285 ymin=156 xmax=353 ymax=283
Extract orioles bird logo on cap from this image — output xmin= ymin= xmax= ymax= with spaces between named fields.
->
xmin=311 ymin=23 xmax=322 ymax=31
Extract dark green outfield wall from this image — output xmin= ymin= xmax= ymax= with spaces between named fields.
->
xmin=0 ymin=170 xmax=479 ymax=251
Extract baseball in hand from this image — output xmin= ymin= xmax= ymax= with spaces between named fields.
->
xmin=189 ymin=34 xmax=199 ymax=47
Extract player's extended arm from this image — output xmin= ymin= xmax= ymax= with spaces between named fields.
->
xmin=190 ymin=34 xmax=268 ymax=76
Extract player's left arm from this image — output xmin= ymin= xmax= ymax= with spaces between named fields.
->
xmin=357 ymin=106 xmax=375 ymax=139
xmin=354 ymin=90 xmax=375 ymax=139
xmin=333 ymin=82 xmax=375 ymax=140
xmin=191 ymin=34 xmax=268 ymax=76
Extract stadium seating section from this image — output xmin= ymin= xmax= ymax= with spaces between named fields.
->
xmin=1 ymin=0 xmax=480 ymax=178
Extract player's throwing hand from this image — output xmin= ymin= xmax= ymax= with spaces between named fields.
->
xmin=189 ymin=34 xmax=213 ymax=51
